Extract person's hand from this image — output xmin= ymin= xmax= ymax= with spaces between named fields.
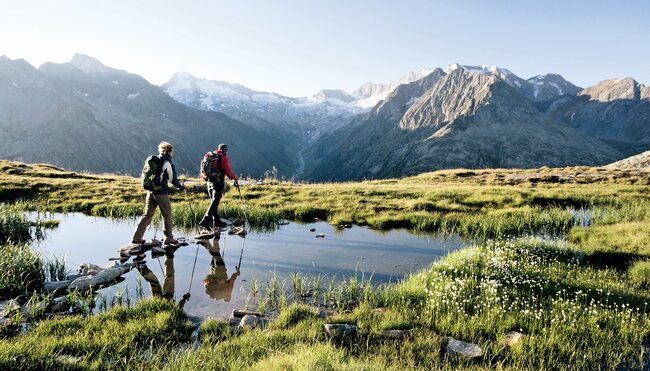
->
xmin=182 ymin=293 xmax=191 ymax=301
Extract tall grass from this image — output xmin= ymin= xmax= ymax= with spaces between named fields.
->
xmin=0 ymin=204 xmax=32 ymax=243
xmin=0 ymin=243 xmax=44 ymax=298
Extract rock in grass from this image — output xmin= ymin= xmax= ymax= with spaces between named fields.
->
xmin=445 ymin=337 xmax=482 ymax=358
xmin=503 ymin=331 xmax=524 ymax=346
xmin=231 ymin=309 xmax=262 ymax=319
xmin=381 ymin=329 xmax=414 ymax=339
xmin=324 ymin=324 xmax=357 ymax=337
xmin=239 ymin=314 xmax=259 ymax=329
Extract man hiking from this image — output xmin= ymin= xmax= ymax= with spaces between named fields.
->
xmin=198 ymin=143 xmax=238 ymax=232
xmin=132 ymin=141 xmax=185 ymax=245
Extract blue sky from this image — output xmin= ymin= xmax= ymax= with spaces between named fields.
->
xmin=1 ymin=0 xmax=648 ymax=97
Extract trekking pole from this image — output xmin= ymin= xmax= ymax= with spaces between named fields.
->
xmin=187 ymin=243 xmax=200 ymax=296
xmin=235 ymin=181 xmax=249 ymax=227
xmin=183 ymin=187 xmax=199 ymax=234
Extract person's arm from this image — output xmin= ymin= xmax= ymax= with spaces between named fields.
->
xmin=221 ymin=155 xmax=238 ymax=180
xmin=167 ymin=162 xmax=184 ymax=190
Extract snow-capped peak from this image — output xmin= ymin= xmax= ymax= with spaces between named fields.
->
xmin=352 ymin=68 xmax=435 ymax=108
xmin=444 ymin=63 xmax=512 ymax=77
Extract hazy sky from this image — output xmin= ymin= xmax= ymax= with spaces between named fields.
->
xmin=1 ymin=0 xmax=648 ymax=97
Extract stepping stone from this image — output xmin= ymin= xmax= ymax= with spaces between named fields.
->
xmin=228 ymin=227 xmax=247 ymax=237
xmin=315 ymin=233 xmax=325 ymax=238
xmin=151 ymin=246 xmax=167 ymax=258
xmin=309 ymin=228 xmax=316 ymax=232
xmin=193 ymin=233 xmax=215 ymax=240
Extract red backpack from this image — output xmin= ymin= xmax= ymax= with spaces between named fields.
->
xmin=199 ymin=152 xmax=223 ymax=181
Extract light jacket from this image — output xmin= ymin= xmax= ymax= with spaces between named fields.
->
xmin=157 ymin=153 xmax=183 ymax=194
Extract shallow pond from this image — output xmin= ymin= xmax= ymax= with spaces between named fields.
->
xmin=31 ymin=213 xmax=465 ymax=319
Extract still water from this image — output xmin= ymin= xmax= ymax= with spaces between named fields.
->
xmin=31 ymin=213 xmax=465 ymax=319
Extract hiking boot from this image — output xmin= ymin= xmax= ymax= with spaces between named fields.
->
xmin=132 ymin=238 xmax=146 ymax=245
xmin=164 ymin=238 xmax=178 ymax=245
xmin=215 ymin=220 xmax=228 ymax=228
xmin=198 ymin=220 xmax=212 ymax=232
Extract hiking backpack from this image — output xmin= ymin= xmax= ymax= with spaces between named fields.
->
xmin=141 ymin=155 xmax=164 ymax=191
xmin=200 ymin=152 xmax=223 ymax=181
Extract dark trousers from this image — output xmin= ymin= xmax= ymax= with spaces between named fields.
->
xmin=199 ymin=181 xmax=224 ymax=228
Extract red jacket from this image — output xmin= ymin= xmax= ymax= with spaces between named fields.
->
xmin=215 ymin=150 xmax=238 ymax=180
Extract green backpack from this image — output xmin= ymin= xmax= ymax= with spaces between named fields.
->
xmin=141 ymin=155 xmax=164 ymax=191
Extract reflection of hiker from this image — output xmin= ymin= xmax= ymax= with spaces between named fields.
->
xmin=197 ymin=237 xmax=240 ymax=302
xmin=132 ymin=141 xmax=185 ymax=245
xmin=198 ymin=143 xmax=238 ymax=233
xmin=135 ymin=251 xmax=190 ymax=308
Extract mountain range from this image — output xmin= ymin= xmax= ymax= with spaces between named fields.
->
xmin=1 ymin=54 xmax=648 ymax=181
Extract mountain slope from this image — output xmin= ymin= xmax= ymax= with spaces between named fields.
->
xmin=304 ymin=69 xmax=622 ymax=181
xmin=537 ymin=78 xmax=650 ymax=156
xmin=606 ymin=150 xmax=650 ymax=169
xmin=0 ymin=55 xmax=296 ymax=177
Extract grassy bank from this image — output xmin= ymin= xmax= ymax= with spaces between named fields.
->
xmin=2 ymin=238 xmax=648 ymax=370
xmin=2 ymin=160 xmax=649 ymax=240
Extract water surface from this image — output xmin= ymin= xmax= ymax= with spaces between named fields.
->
xmin=32 ymin=213 xmax=465 ymax=319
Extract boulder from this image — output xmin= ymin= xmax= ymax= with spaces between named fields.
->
xmin=239 ymin=314 xmax=259 ymax=329
xmin=324 ymin=324 xmax=357 ymax=337
xmin=503 ymin=331 xmax=524 ymax=347
xmin=445 ymin=337 xmax=482 ymax=358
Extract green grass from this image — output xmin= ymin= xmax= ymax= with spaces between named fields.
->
xmin=3 ymin=160 xmax=650 ymax=240
xmin=1 ymin=160 xmax=650 ymax=369
xmin=0 ymin=243 xmax=44 ymax=299
xmin=0 ymin=299 xmax=192 ymax=370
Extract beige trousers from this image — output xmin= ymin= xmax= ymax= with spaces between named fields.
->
xmin=132 ymin=192 xmax=174 ymax=243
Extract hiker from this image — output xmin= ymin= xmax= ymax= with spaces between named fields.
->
xmin=134 ymin=251 xmax=190 ymax=308
xmin=132 ymin=141 xmax=185 ymax=245
xmin=198 ymin=143 xmax=238 ymax=232
xmin=197 ymin=237 xmax=240 ymax=302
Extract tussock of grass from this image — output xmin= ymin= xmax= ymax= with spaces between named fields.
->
xmin=628 ymin=261 xmax=650 ymax=290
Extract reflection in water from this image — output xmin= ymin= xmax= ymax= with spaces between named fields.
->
xmin=134 ymin=249 xmax=190 ymax=308
xmin=197 ymin=238 xmax=240 ymax=302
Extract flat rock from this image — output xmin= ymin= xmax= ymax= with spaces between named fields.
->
xmin=324 ymin=324 xmax=357 ymax=337
xmin=503 ymin=331 xmax=524 ymax=346
xmin=193 ymin=233 xmax=215 ymax=240
xmin=445 ymin=337 xmax=482 ymax=358
xmin=315 ymin=233 xmax=325 ymax=238
xmin=239 ymin=314 xmax=259 ymax=329
xmin=228 ymin=227 xmax=247 ymax=237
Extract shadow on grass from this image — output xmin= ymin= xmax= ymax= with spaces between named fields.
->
xmin=584 ymin=251 xmax=646 ymax=271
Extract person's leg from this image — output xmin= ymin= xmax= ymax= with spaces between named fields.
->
xmin=155 ymin=194 xmax=175 ymax=243
xmin=199 ymin=182 xmax=222 ymax=229
xmin=132 ymin=192 xmax=157 ymax=243
xmin=162 ymin=254 xmax=175 ymax=299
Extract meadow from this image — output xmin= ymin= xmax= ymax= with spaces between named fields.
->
xmin=1 ymin=159 xmax=649 ymax=369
